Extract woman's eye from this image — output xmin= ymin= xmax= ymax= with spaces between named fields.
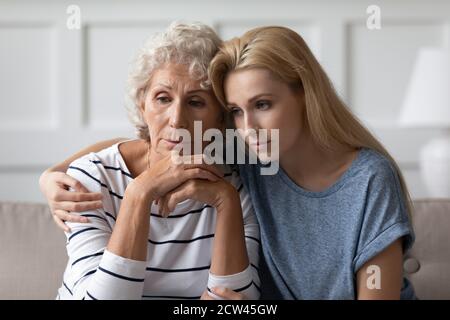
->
xmin=230 ymin=107 xmax=243 ymax=117
xmin=188 ymin=100 xmax=205 ymax=108
xmin=255 ymin=100 xmax=271 ymax=110
xmin=156 ymin=96 xmax=171 ymax=104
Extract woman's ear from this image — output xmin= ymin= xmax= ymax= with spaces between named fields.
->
xmin=138 ymin=89 xmax=146 ymax=112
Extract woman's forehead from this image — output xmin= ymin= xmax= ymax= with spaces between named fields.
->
xmin=149 ymin=67 xmax=206 ymax=91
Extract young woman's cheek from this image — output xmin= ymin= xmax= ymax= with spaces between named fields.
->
xmin=232 ymin=117 xmax=244 ymax=131
xmin=256 ymin=109 xmax=279 ymax=132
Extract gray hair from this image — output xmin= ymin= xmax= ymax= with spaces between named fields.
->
xmin=126 ymin=21 xmax=223 ymax=140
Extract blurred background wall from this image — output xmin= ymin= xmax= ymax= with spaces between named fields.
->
xmin=1 ymin=0 xmax=449 ymax=202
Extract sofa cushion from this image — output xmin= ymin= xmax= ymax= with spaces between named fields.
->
xmin=0 ymin=199 xmax=449 ymax=299
xmin=0 ymin=202 xmax=67 ymax=299
xmin=404 ymin=199 xmax=450 ymax=300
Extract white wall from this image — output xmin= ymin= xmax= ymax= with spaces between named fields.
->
xmin=1 ymin=0 xmax=449 ymax=202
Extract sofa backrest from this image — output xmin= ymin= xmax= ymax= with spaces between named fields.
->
xmin=0 ymin=199 xmax=449 ymax=299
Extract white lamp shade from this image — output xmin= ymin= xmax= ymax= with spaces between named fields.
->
xmin=399 ymin=48 xmax=450 ymax=128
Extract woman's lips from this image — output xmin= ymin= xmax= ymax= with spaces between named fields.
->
xmin=163 ymin=138 xmax=182 ymax=149
xmin=249 ymin=140 xmax=271 ymax=147
xmin=249 ymin=140 xmax=271 ymax=152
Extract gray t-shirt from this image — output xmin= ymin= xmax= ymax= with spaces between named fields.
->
xmin=239 ymin=147 xmax=415 ymax=299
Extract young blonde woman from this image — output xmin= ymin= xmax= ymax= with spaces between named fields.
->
xmin=40 ymin=25 xmax=415 ymax=300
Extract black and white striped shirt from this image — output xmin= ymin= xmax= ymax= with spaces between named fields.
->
xmin=56 ymin=143 xmax=260 ymax=300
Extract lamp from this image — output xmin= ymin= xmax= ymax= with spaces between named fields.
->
xmin=399 ymin=47 xmax=450 ymax=198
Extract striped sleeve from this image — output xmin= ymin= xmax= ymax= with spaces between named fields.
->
xmin=61 ymin=156 xmax=147 ymax=300
xmin=207 ymin=175 xmax=261 ymax=299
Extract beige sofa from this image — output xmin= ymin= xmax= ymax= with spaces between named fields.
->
xmin=0 ymin=199 xmax=449 ymax=300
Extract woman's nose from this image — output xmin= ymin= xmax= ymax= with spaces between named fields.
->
xmin=169 ymin=101 xmax=188 ymax=129
xmin=242 ymin=114 xmax=260 ymax=141
xmin=243 ymin=114 xmax=258 ymax=132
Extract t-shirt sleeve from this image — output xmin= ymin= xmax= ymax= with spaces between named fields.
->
xmin=352 ymin=159 xmax=415 ymax=274
xmin=61 ymin=155 xmax=147 ymax=300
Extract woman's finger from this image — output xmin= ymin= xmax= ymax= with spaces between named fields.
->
xmin=161 ymin=197 xmax=172 ymax=218
xmin=54 ymin=200 xmax=103 ymax=212
xmin=52 ymin=214 xmax=70 ymax=232
xmin=200 ymin=290 xmax=214 ymax=300
xmin=157 ymin=168 xmax=216 ymax=198
xmin=164 ymin=181 xmax=194 ymax=213
xmin=183 ymin=168 xmax=219 ymax=183
xmin=174 ymin=154 xmax=224 ymax=179
xmin=183 ymin=163 xmax=224 ymax=179
xmin=157 ymin=196 xmax=166 ymax=216
xmin=54 ymin=189 xmax=102 ymax=202
xmin=54 ymin=173 xmax=91 ymax=193
xmin=211 ymin=287 xmax=245 ymax=300
xmin=156 ymin=195 xmax=171 ymax=217
xmin=166 ymin=190 xmax=188 ymax=213
xmin=164 ymin=179 xmax=219 ymax=212
xmin=54 ymin=209 xmax=89 ymax=223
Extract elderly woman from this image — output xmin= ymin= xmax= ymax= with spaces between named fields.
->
xmin=48 ymin=22 xmax=260 ymax=300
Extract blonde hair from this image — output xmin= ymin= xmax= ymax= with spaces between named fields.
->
xmin=209 ymin=26 xmax=413 ymax=217
xmin=126 ymin=21 xmax=222 ymax=140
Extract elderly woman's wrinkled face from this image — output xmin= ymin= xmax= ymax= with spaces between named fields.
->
xmin=141 ymin=63 xmax=223 ymax=156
